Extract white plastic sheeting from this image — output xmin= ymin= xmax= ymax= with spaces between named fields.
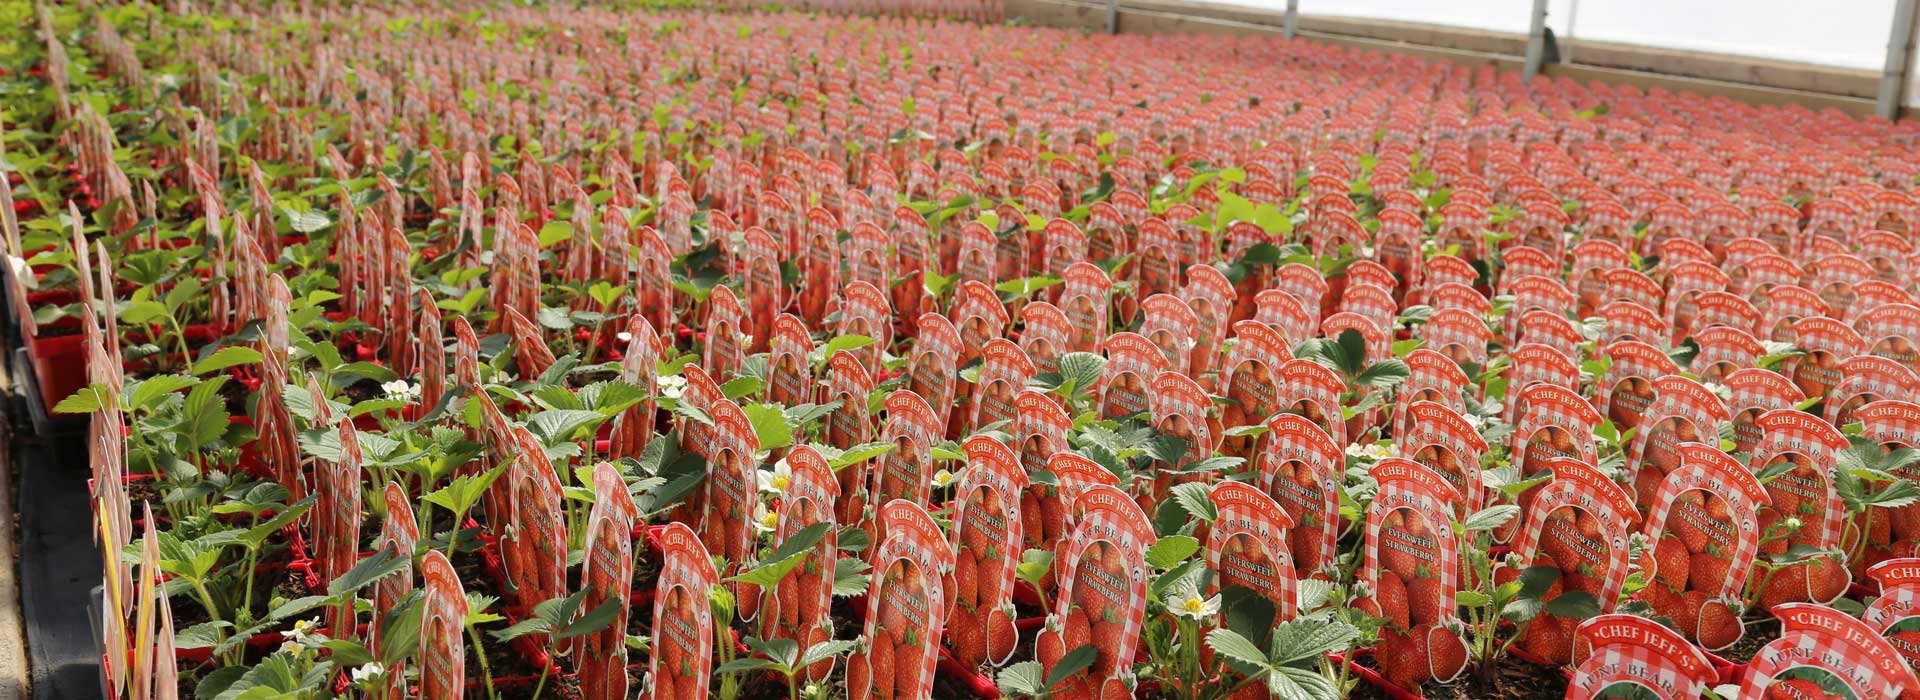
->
xmin=1216 ymin=0 xmax=1893 ymax=72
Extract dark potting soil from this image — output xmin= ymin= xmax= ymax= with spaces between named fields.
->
xmin=1348 ymin=653 xmax=1569 ymax=700
xmin=830 ymin=597 xmax=864 ymax=640
xmin=126 ymin=476 xmax=162 ymax=510
xmin=1718 ymin=616 xmax=1782 ymax=664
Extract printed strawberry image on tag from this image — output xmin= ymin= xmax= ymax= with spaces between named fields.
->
xmin=1864 ymin=558 xmax=1920 ymax=690
xmin=579 ymin=464 xmax=639 ymax=700
xmin=1566 ymin=614 xmax=1715 ymax=700
xmin=743 ymin=227 xmax=785 ymax=352
xmin=1724 ymin=368 xmax=1806 ymax=455
xmin=874 ymin=390 xmax=943 ymax=519
xmin=951 ymin=280 xmax=1010 ymax=368
xmin=949 ymin=435 xmax=1028 ymax=668
xmin=703 ymin=396 xmax=762 ymax=619
xmin=1747 ymin=409 xmax=1852 ymax=608
xmin=1059 ymin=262 xmax=1113 ymax=353
xmin=1207 ymin=481 xmax=1299 ymax=619
xmin=1393 ymin=349 xmax=1472 ymax=440
xmin=1141 ymin=293 xmax=1199 ymax=375
xmin=1135 ymin=218 xmax=1180 ymax=299
xmin=1101 ymin=332 xmax=1169 ymax=420
xmin=1515 ymin=309 xmax=1585 ymax=360
xmin=704 ymin=284 xmax=747 ymax=381
xmin=502 ymin=425 xmax=567 ymax=636
xmin=1735 ymin=603 xmax=1919 ymax=700
xmin=317 ymin=420 xmax=364 ymax=636
xmin=1254 ymin=289 xmax=1318 ymax=350
xmin=759 ymin=446 xmax=840 ymax=681
xmin=1277 ymin=358 xmax=1349 ymax=448
xmin=1505 ymin=343 xmax=1579 ymax=421
xmin=1274 ymin=263 xmax=1329 ymax=322
xmin=1400 ymin=401 xmax=1489 ymax=518
xmin=1036 ymin=484 xmax=1155 ymax=700
xmin=848 ymin=500 xmax=955 ymax=700
xmin=1357 ymin=459 xmax=1468 ymax=688
xmin=1183 ymin=264 xmax=1238 ymax=380
xmin=1422 ymin=307 xmax=1493 ymax=370
xmin=1598 ymin=341 xmax=1680 ymax=431
xmin=1147 ymin=371 xmax=1217 ymax=506
xmin=1826 ymin=355 xmax=1920 ymax=428
xmin=1600 ymin=300 xmax=1666 ymax=348
xmin=1501 ymin=458 xmax=1638 ymax=665
xmin=1853 ymin=400 xmax=1920 ymax=569
xmin=1689 ymin=325 xmax=1765 ymax=383
xmin=839 ymin=280 xmax=894 ymax=375
xmin=1019 ymin=301 xmax=1073 ymax=376
xmin=1637 ymin=442 xmax=1768 ymax=651
xmin=1856 ymin=303 xmax=1920 ymax=375
xmin=971 ymin=339 xmax=1036 ymax=431
xmin=1785 ymin=316 xmax=1867 ymax=400
xmin=420 ymin=550 xmax=469 ymax=700
xmin=1626 ymin=375 xmax=1730 ymax=510
xmin=1014 ymin=388 xmax=1072 ymax=475
xmin=1221 ymin=320 xmax=1291 ymax=457
xmin=767 ymin=314 xmax=815 ymax=407
xmin=649 ymin=522 xmax=720 ymax=700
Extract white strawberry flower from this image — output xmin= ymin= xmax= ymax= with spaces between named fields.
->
xmin=351 ymin=663 xmax=386 ymax=684
xmin=759 ymin=458 xmax=792 ymax=495
xmin=752 ymin=501 xmax=779 ymax=533
xmin=931 ymin=468 xmax=957 ymax=489
xmin=1168 ymin=578 xmax=1219 ymax=620
xmin=381 ymin=380 xmax=420 ymax=401
xmin=658 ymin=374 xmax=688 ymax=400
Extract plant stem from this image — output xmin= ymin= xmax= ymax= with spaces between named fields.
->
xmin=465 ymin=622 xmax=498 ymax=700
xmin=530 ymin=660 xmax=550 ymax=700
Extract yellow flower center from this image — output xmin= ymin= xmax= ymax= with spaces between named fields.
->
xmin=1181 ymin=597 xmax=1206 ymax=614
xmin=771 ymin=475 xmax=791 ymax=490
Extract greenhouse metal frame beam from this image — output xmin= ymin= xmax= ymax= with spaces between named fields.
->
xmin=1881 ymin=0 xmax=1917 ymax=120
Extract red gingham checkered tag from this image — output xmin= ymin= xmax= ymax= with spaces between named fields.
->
xmin=1101 ymin=332 xmax=1169 ymax=420
xmin=1849 ymin=281 xmax=1916 ymax=323
xmin=1753 ymin=201 xmax=1802 ymax=253
xmin=1859 ymin=303 xmax=1920 ymax=375
xmin=420 ymin=550 xmax=470 ymax=700
xmin=1638 ymin=442 xmax=1768 ymax=650
xmin=1393 ymin=349 xmax=1471 ymax=437
xmin=1505 ymin=343 xmax=1579 ymax=420
xmin=1500 ymin=247 xmax=1560 ymax=297
xmin=838 ymin=281 xmax=894 ymax=374
xmin=950 ymin=436 xmax=1029 ymax=668
xmin=1259 ymin=413 xmax=1342 ymax=580
xmin=1399 ymin=401 xmax=1489 ymax=515
xmin=1423 ymin=255 xmax=1479 ymax=296
xmin=1032 ymin=453 xmax=1121 ymax=595
xmin=1728 ymin=252 xmax=1804 ymax=304
xmin=1572 ymin=239 xmax=1630 ymax=318
xmin=1567 ymin=615 xmax=1714 ymax=700
xmin=578 ymin=465 xmax=639 ymax=696
xmin=907 ymin=314 xmax=961 ymax=436
xmin=797 ymin=208 xmax=841 ymax=325
xmin=1362 ymin=459 xmax=1468 ymax=686
xmin=1142 ymin=294 xmax=1199 ymax=375
xmin=705 ymin=397 xmax=761 ymax=607
xmin=1662 ymin=260 xmax=1731 ymax=343
xmin=1278 ymin=358 xmax=1348 ymax=447
xmin=956 ymin=221 xmax=998 ymax=286
xmin=824 ymin=351 xmax=877 ymax=524
xmin=1738 ymin=603 xmax=1920 ymax=700
xmin=1627 ymin=375 xmax=1730 ymax=510
xmin=1788 ymin=316 xmax=1868 ymax=400
xmin=1043 ymin=218 xmax=1087 ymax=278
xmin=1148 ymin=371 xmax=1216 ymax=502
xmin=1690 ymin=291 xmax=1762 ymax=339
xmin=649 ymin=523 xmax=719 ymax=700
xmin=874 ymin=391 xmax=943 ymax=518
xmin=851 ymin=501 xmax=955 ymax=700
xmin=1514 ymin=309 xmax=1584 ymax=360
xmin=1136 ymin=218 xmax=1180 ymax=299
xmin=1724 ymin=368 xmax=1805 ymax=456
xmin=1690 ymin=325 xmax=1764 ymax=383
xmin=1814 ymin=253 xmax=1876 ymax=319
xmin=1086 ymin=202 xmax=1128 ymax=265
xmin=1019 ymin=302 xmax=1073 ymax=376
xmin=972 ymin=340 xmax=1037 ymax=431
xmin=1428 ymin=282 xmax=1494 ymax=320
xmin=1039 ymin=485 xmax=1155 ymax=699
xmin=1607 ymin=268 xmax=1666 ymax=313
xmin=767 ymin=314 xmax=815 ymax=407
xmin=1766 ymin=285 xmax=1831 ymax=343
xmin=952 ymin=280 xmax=1010 ymax=367
xmin=1337 ymin=283 xmax=1398 ymax=339
xmin=503 ymin=306 xmax=559 ymax=380
xmin=1508 ymin=277 xmax=1578 ymax=342
xmin=1184 ymin=265 xmax=1238 ymax=379
xmin=1859 ymin=231 xmax=1914 ymax=283
xmin=1346 ymin=261 xmax=1398 ymax=302
xmin=373 ymin=482 xmax=420 ymax=660
xmin=1253 ymin=289 xmax=1317 ymax=349
xmin=1864 ymin=558 xmax=1920 ymax=685
xmin=1600 ymin=300 xmax=1665 ymax=347
xmin=1830 ymin=358 xmax=1920 ymax=431
xmin=316 ymin=421 xmax=363 ymax=635
xmin=1598 ymin=341 xmax=1679 ymax=432
xmin=1220 ymin=320 xmax=1290 ymax=452
xmin=1375 ymin=209 xmax=1424 ymax=298
xmin=1323 ymin=311 xmax=1391 ymax=366
xmin=1015 ymin=388 xmax=1073 ymax=473
xmin=1438 ymin=201 xmax=1488 ymax=261
xmin=1059 ymin=263 xmax=1113 ymax=353
xmin=764 ymin=445 xmax=841 ymax=655
xmin=1511 ymin=458 xmax=1638 ymax=612
xmin=704 ymin=285 xmax=747 ymax=381
xmin=741 ymin=228 xmax=784 ymax=351
xmin=1748 ymin=410 xmax=1852 ymax=605
xmin=1207 ymin=481 xmax=1298 ymax=619
xmin=1274 ymin=263 xmax=1329 ymax=321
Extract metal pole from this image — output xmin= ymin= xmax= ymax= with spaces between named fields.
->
xmin=1878 ymin=0 xmax=1918 ymax=120
xmin=1284 ymin=0 xmax=1298 ymax=40
xmin=1522 ymin=0 xmax=1549 ymax=79
xmin=1105 ymin=0 xmax=1117 ymax=34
